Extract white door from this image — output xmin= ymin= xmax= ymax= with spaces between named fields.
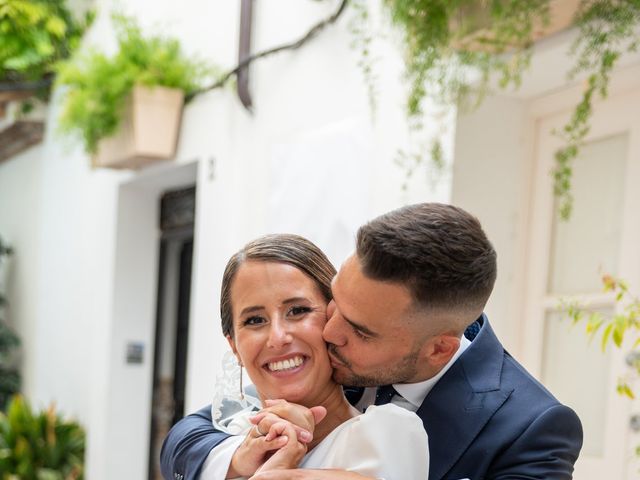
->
xmin=522 ymin=87 xmax=640 ymax=479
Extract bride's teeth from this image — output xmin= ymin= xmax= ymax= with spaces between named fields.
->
xmin=269 ymin=356 xmax=304 ymax=371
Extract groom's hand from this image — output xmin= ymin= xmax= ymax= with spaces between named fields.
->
xmin=251 ymin=399 xmax=327 ymax=444
xmin=226 ymin=424 xmax=289 ymax=478
xmin=249 ymin=469 xmax=373 ymax=480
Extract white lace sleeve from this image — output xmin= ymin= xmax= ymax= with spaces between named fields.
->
xmin=211 ymin=351 xmax=262 ymax=434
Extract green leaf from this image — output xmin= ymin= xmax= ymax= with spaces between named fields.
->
xmin=45 ymin=16 xmax=67 ymax=39
xmin=601 ymin=323 xmax=614 ymax=352
xmin=586 ymin=312 xmax=604 ymax=336
xmin=617 ymin=382 xmax=635 ymax=400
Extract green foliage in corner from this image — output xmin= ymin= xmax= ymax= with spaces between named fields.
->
xmin=0 ymin=395 xmax=85 ymax=479
xmin=561 ymin=274 xmax=640 ymax=399
xmin=56 ymin=14 xmax=218 ymax=155
xmin=0 ymin=0 xmax=92 ymax=87
xmin=560 ymin=273 xmax=640 ymax=455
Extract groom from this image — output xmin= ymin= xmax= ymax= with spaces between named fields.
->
xmin=161 ymin=203 xmax=583 ymax=479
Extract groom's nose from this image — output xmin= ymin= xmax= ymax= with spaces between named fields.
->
xmin=326 ymin=300 xmax=336 ymax=318
xmin=323 ymin=300 xmax=346 ymax=346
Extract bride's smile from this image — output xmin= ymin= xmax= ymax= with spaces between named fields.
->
xmin=264 ymin=354 xmax=307 ymax=373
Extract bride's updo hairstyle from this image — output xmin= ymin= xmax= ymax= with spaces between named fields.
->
xmin=220 ymin=234 xmax=336 ymax=338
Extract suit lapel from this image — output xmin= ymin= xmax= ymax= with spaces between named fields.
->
xmin=418 ymin=317 xmax=513 ymax=480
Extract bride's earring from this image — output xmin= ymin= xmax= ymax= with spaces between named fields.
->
xmin=239 ymin=361 xmax=245 ymax=400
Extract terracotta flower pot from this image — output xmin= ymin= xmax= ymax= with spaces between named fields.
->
xmin=94 ymin=85 xmax=185 ymax=169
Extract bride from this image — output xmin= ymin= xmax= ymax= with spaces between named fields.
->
xmin=207 ymin=234 xmax=429 ymax=479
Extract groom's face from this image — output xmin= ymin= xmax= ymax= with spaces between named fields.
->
xmin=323 ymin=254 xmax=430 ymax=387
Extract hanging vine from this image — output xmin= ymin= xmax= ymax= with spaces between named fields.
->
xmin=554 ymin=0 xmax=640 ymax=219
xmin=349 ymin=0 xmax=640 ymax=217
xmin=373 ymin=0 xmax=550 ymax=191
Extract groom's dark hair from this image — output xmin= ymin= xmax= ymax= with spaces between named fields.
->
xmin=356 ymin=203 xmax=496 ymax=323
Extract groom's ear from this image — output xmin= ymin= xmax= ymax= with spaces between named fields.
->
xmin=421 ymin=334 xmax=460 ymax=368
xmin=226 ymin=335 xmax=242 ymax=365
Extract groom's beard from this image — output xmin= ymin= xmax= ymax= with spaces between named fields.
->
xmin=327 ymin=343 xmax=420 ymax=387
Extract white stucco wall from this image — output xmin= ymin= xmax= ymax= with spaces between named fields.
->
xmin=451 ymin=95 xmax=533 ymax=354
xmin=0 ymin=145 xmax=44 ymax=399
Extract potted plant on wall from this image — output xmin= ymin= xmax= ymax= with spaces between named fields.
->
xmin=56 ymin=14 xmax=217 ymax=169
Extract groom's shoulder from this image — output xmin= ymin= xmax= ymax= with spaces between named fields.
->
xmin=463 ymin=324 xmax=566 ymax=415
xmin=500 ymin=352 xmax=564 ymax=411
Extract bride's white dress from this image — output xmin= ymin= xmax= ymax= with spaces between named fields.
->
xmin=217 ymin=400 xmax=429 ymax=479
xmin=299 ymin=403 xmax=429 ymax=478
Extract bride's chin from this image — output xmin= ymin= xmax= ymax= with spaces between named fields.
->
xmin=268 ymin=386 xmax=312 ymax=404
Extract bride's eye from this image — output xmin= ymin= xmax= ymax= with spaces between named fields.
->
xmin=288 ymin=305 xmax=312 ymax=317
xmin=244 ymin=316 xmax=265 ymax=326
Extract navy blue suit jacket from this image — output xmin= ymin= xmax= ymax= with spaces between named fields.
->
xmin=161 ymin=315 xmax=583 ymax=479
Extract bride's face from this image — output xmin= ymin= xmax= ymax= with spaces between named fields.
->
xmin=226 ymin=260 xmax=333 ymax=405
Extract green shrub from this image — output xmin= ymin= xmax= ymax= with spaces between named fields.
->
xmin=56 ymin=14 xmax=217 ymax=155
xmin=0 ymin=321 xmax=20 ymax=411
xmin=0 ymin=395 xmax=85 ymax=479
xmin=0 ymin=236 xmax=19 ymax=412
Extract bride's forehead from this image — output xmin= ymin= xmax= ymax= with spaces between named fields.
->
xmin=232 ymin=261 xmax=322 ymax=301
xmin=234 ymin=261 xmax=312 ymax=285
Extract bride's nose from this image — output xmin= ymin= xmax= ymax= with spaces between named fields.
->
xmin=266 ymin=317 xmax=292 ymax=348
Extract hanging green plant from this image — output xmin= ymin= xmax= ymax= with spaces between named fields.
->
xmin=553 ymin=0 xmax=640 ymax=219
xmin=0 ymin=0 xmax=93 ymax=96
xmin=56 ymin=14 xmax=219 ymax=156
xmin=369 ymin=0 xmax=550 ymax=190
xmin=350 ymin=0 xmax=640 ymax=217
